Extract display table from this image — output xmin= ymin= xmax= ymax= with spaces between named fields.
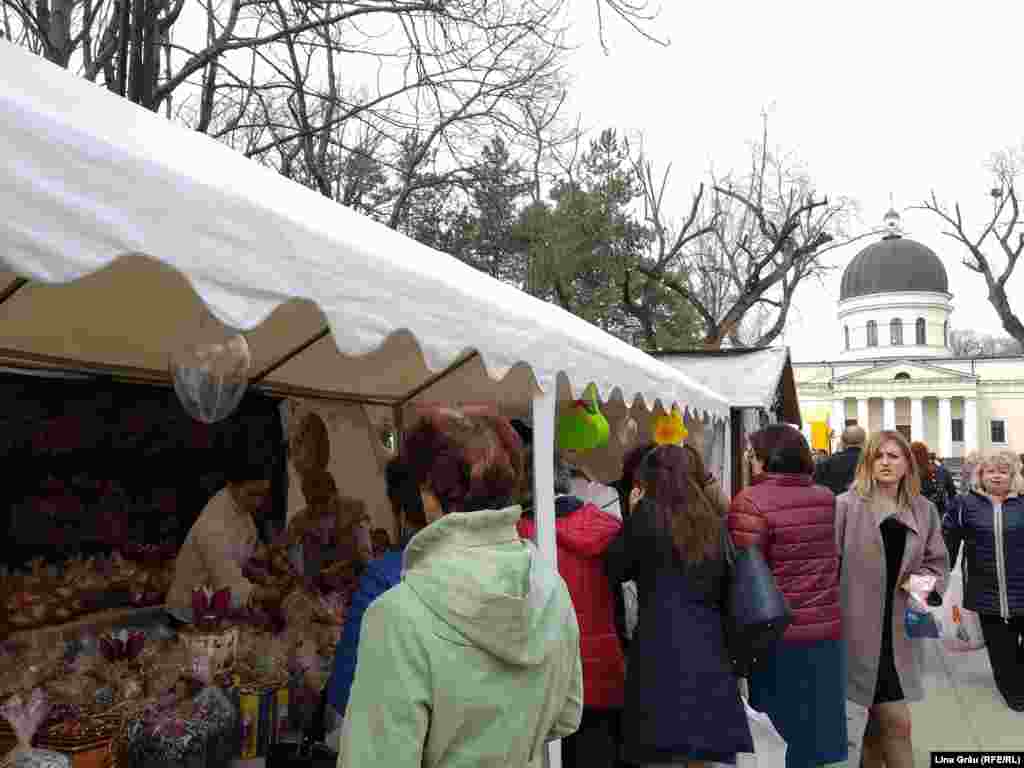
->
xmin=9 ymin=606 xmax=168 ymax=646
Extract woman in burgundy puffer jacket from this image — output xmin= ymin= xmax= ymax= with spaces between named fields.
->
xmin=519 ymin=454 xmax=625 ymax=768
xmin=728 ymin=424 xmax=847 ymax=768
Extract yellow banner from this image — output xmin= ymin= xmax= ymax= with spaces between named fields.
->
xmin=810 ymin=421 xmax=830 ymax=451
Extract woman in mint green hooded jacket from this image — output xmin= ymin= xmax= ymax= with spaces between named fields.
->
xmin=339 ymin=407 xmax=583 ymax=768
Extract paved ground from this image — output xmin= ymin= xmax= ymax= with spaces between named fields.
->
xmin=910 ymin=638 xmax=1023 ymax=764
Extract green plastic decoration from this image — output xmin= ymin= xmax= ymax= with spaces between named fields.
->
xmin=557 ymin=384 xmax=610 ymax=452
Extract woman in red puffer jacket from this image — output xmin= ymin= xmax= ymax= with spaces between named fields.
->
xmin=728 ymin=424 xmax=846 ymax=768
xmin=519 ymin=453 xmax=625 ymax=768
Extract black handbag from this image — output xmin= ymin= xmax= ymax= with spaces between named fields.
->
xmin=721 ymin=528 xmax=792 ymax=675
xmin=267 ymin=686 xmax=338 ymax=768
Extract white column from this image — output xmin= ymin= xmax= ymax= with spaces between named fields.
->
xmin=531 ymin=390 xmax=557 ymax=563
xmin=531 ymin=387 xmax=561 ymax=768
xmin=831 ymin=397 xmax=847 ymax=434
xmin=831 ymin=398 xmax=846 ymax=448
xmin=857 ymin=398 xmax=870 ymax=429
xmin=964 ymin=397 xmax=978 ymax=456
xmin=883 ymin=398 xmax=896 ymax=430
xmin=939 ymin=397 xmax=953 ymax=459
xmin=910 ymin=398 xmax=924 ymax=442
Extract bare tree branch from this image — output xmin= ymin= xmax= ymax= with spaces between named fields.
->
xmin=916 ymin=151 xmax=1024 ymax=346
xmin=593 ymin=0 xmax=667 ymax=54
xmin=627 ymin=117 xmax=858 ymax=348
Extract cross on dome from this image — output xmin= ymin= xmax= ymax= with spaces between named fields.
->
xmin=883 ymin=198 xmax=902 ymax=238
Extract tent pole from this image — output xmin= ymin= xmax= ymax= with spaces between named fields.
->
xmin=0 ymin=347 xmax=397 ymax=406
xmin=256 ymin=382 xmax=395 ymax=407
xmin=249 ymin=326 xmax=332 ymax=384
xmin=392 ymin=405 xmax=404 ymax=458
xmin=0 ymin=278 xmax=28 ymax=307
xmin=530 ymin=386 xmax=561 ymax=768
xmin=397 ymin=351 xmax=480 ymax=406
xmin=531 ymin=387 xmax=557 ymax=563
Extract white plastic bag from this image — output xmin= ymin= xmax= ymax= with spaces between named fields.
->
xmin=942 ymin=554 xmax=985 ymax=653
xmin=846 ymin=699 xmax=869 ymax=768
xmin=735 ymin=697 xmax=787 ymax=768
xmin=621 ymin=581 xmax=638 ymax=640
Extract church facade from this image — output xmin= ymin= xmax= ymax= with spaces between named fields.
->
xmin=794 ymin=210 xmax=1024 ymax=460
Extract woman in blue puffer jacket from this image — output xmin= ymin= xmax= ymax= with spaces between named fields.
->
xmin=943 ymin=450 xmax=1024 ymax=712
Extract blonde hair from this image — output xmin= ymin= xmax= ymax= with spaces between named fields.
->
xmin=851 ymin=430 xmax=922 ymax=508
xmin=973 ymin=450 xmax=1024 ymax=495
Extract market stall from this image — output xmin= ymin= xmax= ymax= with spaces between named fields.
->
xmin=651 ymin=347 xmax=802 ymax=496
xmin=0 ymin=40 xmax=730 ymax=768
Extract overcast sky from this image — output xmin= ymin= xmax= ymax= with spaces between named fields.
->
xmin=560 ymin=0 xmax=1024 ymax=361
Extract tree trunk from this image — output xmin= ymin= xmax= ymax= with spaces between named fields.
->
xmin=987 ymin=279 xmax=1024 ymax=348
xmin=48 ymin=0 xmax=75 ymax=66
xmin=127 ymin=0 xmax=144 ymax=103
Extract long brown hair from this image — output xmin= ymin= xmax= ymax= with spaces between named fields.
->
xmin=617 ymin=441 xmax=657 ymax=517
xmin=851 ymin=430 xmax=921 ymax=508
xmin=910 ymin=441 xmax=935 ymax=483
xmin=637 ymin=445 xmax=721 ymax=564
xmin=681 ymin=443 xmax=713 ymax=486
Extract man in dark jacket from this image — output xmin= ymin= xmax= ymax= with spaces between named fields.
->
xmin=931 ymin=452 xmax=958 ymax=504
xmin=813 ymin=425 xmax=865 ymax=494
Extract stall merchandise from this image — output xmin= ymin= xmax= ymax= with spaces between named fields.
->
xmin=118 ymin=686 xmax=237 ymax=768
xmin=1 ymin=689 xmax=71 ymax=768
xmin=3 ymin=552 xmax=175 ymax=636
xmin=1 ymin=611 xmax=308 ymax=768
xmin=0 ymin=373 xmax=287 ymax=578
xmin=2 ymin=44 xmax=735 ymax=768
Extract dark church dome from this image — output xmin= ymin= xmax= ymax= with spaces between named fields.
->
xmin=840 ymin=217 xmax=949 ymax=301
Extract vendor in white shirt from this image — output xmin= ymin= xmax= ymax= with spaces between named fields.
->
xmin=167 ymin=454 xmax=281 ymax=623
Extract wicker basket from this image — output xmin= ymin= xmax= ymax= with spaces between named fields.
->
xmin=178 ymin=625 xmax=237 ymax=678
xmin=0 ymin=711 xmax=121 ymax=768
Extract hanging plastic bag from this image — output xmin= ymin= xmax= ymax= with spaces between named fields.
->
xmin=621 ymin=581 xmax=638 ymax=641
xmin=169 ymin=330 xmax=250 ymax=424
xmin=846 ymin=699 xmax=869 ymax=768
xmin=942 ymin=553 xmax=985 ymax=653
xmin=734 ymin=697 xmax=787 ymax=768
xmin=903 ymin=574 xmax=941 ymax=639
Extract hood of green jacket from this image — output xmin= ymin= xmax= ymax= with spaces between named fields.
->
xmin=401 ymin=506 xmax=569 ymax=667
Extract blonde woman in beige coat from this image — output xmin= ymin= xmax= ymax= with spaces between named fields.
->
xmin=835 ymin=430 xmax=949 ymax=768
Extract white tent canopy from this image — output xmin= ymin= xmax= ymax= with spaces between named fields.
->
xmin=0 ymin=42 xmax=728 ymax=425
xmin=0 ymin=46 xmax=729 ymax=766
xmin=653 ymin=347 xmax=800 ymax=424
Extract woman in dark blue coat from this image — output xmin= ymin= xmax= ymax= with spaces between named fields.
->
xmin=943 ymin=450 xmax=1024 ymax=712
xmin=326 ymin=458 xmax=424 ymax=716
xmin=606 ymin=444 xmax=752 ymax=766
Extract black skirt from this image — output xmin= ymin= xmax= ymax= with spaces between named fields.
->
xmin=874 ymin=518 xmax=907 ymax=704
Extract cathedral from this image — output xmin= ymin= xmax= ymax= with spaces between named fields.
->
xmin=794 ymin=209 xmax=1024 ymax=462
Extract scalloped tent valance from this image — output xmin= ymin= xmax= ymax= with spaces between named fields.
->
xmin=0 ymin=42 xmax=728 ymax=422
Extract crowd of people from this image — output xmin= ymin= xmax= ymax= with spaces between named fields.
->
xmin=287 ymin=406 xmax=1021 ymax=768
